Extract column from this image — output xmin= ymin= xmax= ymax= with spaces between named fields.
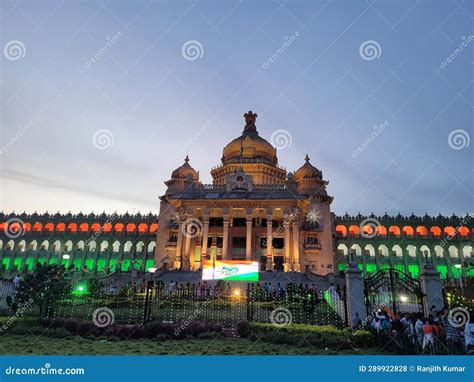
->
xmin=266 ymin=213 xmax=273 ymax=270
xmin=283 ymin=215 xmax=291 ymax=272
xmin=201 ymin=215 xmax=210 ymax=258
xmin=182 ymin=217 xmax=192 ymax=271
xmin=345 ymin=262 xmax=367 ymax=324
xmin=222 ymin=212 xmax=230 ymax=260
xmin=292 ymin=221 xmax=300 ymax=272
xmin=245 ymin=211 xmax=253 ymax=261
xmin=174 ymin=216 xmax=184 ymax=269
xmin=420 ymin=263 xmax=444 ymax=317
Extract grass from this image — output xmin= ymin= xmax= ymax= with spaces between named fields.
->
xmin=0 ymin=335 xmax=387 ymax=355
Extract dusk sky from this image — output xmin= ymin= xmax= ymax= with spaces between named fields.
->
xmin=1 ymin=0 xmax=472 ymax=216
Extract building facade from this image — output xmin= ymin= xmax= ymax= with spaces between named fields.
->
xmin=0 ymin=112 xmax=472 ymax=280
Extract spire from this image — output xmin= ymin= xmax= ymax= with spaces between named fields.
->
xmin=305 ymin=154 xmax=310 ymax=163
xmin=184 ymin=155 xmax=189 ymax=164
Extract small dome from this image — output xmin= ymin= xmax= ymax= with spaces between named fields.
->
xmin=221 ymin=111 xmax=277 ymax=165
xmin=294 ymin=154 xmax=322 ymax=180
xmin=171 ymin=155 xmax=199 ymax=180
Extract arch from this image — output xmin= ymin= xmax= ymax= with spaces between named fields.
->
xmin=33 ymin=222 xmax=43 ymax=232
xmin=63 ymin=240 xmax=73 ymax=252
xmin=112 ymin=240 xmax=121 ymax=252
xmin=389 ymin=226 xmax=401 ymax=237
xmin=44 ymin=222 xmax=54 ymax=233
xmin=348 ymin=225 xmax=360 ymax=237
xmin=126 ymin=223 xmax=136 ymax=233
xmin=430 ymin=226 xmax=442 ymax=237
xmin=150 ymin=223 xmax=158 ymax=234
xmin=376 ymin=225 xmax=387 ymax=237
xmin=6 ymin=240 xmax=14 ymax=250
xmin=23 ymin=222 xmax=31 ymax=232
xmin=434 ymin=245 xmax=445 ymax=260
xmin=100 ymin=240 xmax=109 ymax=252
xmin=448 ymin=245 xmax=459 ymax=259
xmin=90 ymin=223 xmax=101 ymax=232
xmin=138 ymin=223 xmax=148 ymax=234
xmin=89 ymin=240 xmax=97 ymax=252
xmin=420 ymin=245 xmax=431 ymax=262
xmin=406 ymin=245 xmax=417 ymax=258
xmin=336 ymin=243 xmax=348 ymax=256
xmin=462 ymin=245 xmax=473 ymax=259
xmin=79 ymin=223 xmax=89 ymax=233
xmin=40 ymin=240 xmax=49 ymax=250
xmin=0 ymin=240 xmax=3 ymax=250
xmin=56 ymin=223 xmax=65 ymax=232
xmin=124 ymin=241 xmax=133 ymax=252
xmin=416 ymin=226 xmax=428 ymax=237
xmin=402 ymin=226 xmax=414 ymax=237
xmin=17 ymin=240 xmax=26 ymax=251
xmin=103 ymin=223 xmax=112 ymax=233
xmin=67 ymin=223 xmax=77 ymax=233
xmin=361 ymin=224 xmax=375 ymax=237
xmin=114 ymin=223 xmax=124 ymax=233
xmin=147 ymin=241 xmax=156 ymax=253
xmin=364 ymin=244 xmax=376 ymax=258
xmin=52 ymin=240 xmax=61 ymax=252
xmin=458 ymin=226 xmax=469 ymax=237
xmin=76 ymin=240 xmax=85 ymax=251
xmin=28 ymin=240 xmax=38 ymax=251
xmin=136 ymin=241 xmax=145 ymax=253
xmin=444 ymin=226 xmax=456 ymax=237
xmin=335 ymin=225 xmax=347 ymax=236
xmin=378 ymin=244 xmax=389 ymax=259
xmin=392 ymin=245 xmax=403 ymax=258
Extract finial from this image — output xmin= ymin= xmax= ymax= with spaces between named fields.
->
xmin=305 ymin=154 xmax=310 ymax=163
xmin=184 ymin=155 xmax=189 ymax=163
xmin=244 ymin=111 xmax=258 ymax=125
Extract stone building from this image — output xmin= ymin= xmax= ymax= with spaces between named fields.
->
xmin=0 ymin=112 xmax=472 ymax=281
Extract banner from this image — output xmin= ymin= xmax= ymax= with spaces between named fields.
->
xmin=202 ymin=260 xmax=259 ymax=281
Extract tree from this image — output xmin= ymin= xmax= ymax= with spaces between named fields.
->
xmin=16 ymin=264 xmax=70 ymax=317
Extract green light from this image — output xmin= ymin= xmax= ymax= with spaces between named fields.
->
xmin=72 ymin=282 xmax=88 ymax=296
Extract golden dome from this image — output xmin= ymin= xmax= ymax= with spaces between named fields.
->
xmin=295 ymin=154 xmax=322 ymax=180
xmin=221 ymin=111 xmax=277 ymax=165
xmin=171 ymin=155 xmax=199 ymax=180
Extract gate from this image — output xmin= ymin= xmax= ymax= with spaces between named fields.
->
xmin=364 ymin=268 xmax=423 ymax=317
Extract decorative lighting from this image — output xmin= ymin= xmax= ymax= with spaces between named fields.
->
xmin=62 ymin=254 xmax=70 ymax=260
xmin=399 ymin=295 xmax=408 ymax=302
xmin=454 ymin=264 xmax=462 ymax=269
xmin=148 ymin=267 xmax=158 ymax=273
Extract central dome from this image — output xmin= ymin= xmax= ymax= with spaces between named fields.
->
xmin=221 ymin=111 xmax=277 ymax=165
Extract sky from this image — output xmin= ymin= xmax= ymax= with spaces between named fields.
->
xmin=1 ymin=0 xmax=472 ymax=217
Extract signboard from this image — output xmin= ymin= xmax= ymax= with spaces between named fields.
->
xmin=202 ymin=260 xmax=259 ymax=281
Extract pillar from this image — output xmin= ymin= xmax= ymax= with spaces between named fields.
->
xmin=222 ymin=213 xmax=229 ymax=260
xmin=420 ymin=263 xmax=444 ymax=317
xmin=345 ymin=261 xmax=367 ymax=325
xmin=201 ymin=215 xmax=209 ymax=259
xmin=283 ymin=217 xmax=291 ymax=272
xmin=182 ymin=218 xmax=191 ymax=271
xmin=292 ymin=221 xmax=300 ymax=272
xmin=246 ymin=212 xmax=252 ymax=261
xmin=174 ymin=216 xmax=184 ymax=269
xmin=266 ymin=213 xmax=273 ymax=270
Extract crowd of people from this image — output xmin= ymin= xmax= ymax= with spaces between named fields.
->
xmin=353 ymin=307 xmax=474 ymax=355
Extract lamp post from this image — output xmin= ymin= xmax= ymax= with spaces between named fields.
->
xmin=454 ymin=264 xmax=464 ymax=294
xmin=148 ymin=267 xmax=157 ymax=283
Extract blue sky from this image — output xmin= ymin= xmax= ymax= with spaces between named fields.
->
xmin=1 ymin=0 xmax=472 ymax=216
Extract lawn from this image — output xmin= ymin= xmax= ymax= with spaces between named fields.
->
xmin=0 ymin=335 xmax=387 ymax=355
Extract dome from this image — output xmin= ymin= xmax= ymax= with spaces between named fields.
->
xmin=221 ymin=111 xmax=277 ymax=165
xmin=294 ymin=154 xmax=322 ymax=180
xmin=171 ymin=155 xmax=199 ymax=180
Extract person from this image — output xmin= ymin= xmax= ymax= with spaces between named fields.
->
xmin=441 ymin=307 xmax=462 ymax=354
xmin=352 ymin=312 xmax=362 ymax=330
xmin=422 ymin=318 xmax=435 ymax=354
xmin=415 ymin=313 xmax=424 ymax=346
xmin=464 ymin=311 xmax=474 ymax=354
xmin=13 ymin=274 xmax=21 ymax=288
